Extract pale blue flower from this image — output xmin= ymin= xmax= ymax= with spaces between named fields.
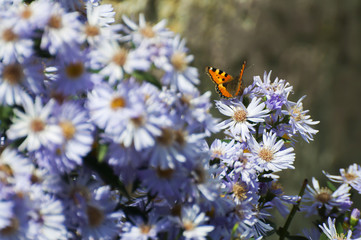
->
xmin=282 ymin=95 xmax=319 ymax=142
xmin=323 ymin=164 xmax=361 ymax=194
xmin=7 ymin=97 xmax=63 ymax=152
xmin=246 ymin=130 xmax=295 ymax=173
xmin=301 ymin=177 xmax=352 ymax=217
xmin=216 ymin=97 xmax=269 ymax=141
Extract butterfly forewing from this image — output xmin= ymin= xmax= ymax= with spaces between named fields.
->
xmin=206 ymin=67 xmax=234 ymax=84
xmin=206 ymin=61 xmax=246 ymax=99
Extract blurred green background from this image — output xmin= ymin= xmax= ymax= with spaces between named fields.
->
xmin=107 ymin=0 xmax=361 ymax=236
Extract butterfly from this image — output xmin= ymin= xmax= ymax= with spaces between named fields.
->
xmin=206 ymin=61 xmax=246 ymax=98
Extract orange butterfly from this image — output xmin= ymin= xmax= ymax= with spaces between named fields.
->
xmin=206 ymin=61 xmax=246 ymax=98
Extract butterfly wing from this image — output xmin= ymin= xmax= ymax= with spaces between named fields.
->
xmin=206 ymin=62 xmax=246 ymax=98
xmin=225 ymin=61 xmax=246 ymax=98
xmin=206 ymin=67 xmax=234 ymax=84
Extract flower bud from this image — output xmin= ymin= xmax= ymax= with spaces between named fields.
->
xmin=350 ymin=208 xmax=360 ymax=226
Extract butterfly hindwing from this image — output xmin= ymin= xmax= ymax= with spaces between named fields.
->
xmin=206 ymin=61 xmax=246 ymax=99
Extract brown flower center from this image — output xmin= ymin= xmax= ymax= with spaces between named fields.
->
xmin=171 ymin=51 xmax=187 ymax=72
xmin=21 ymin=6 xmax=33 ymax=19
xmin=233 ymin=182 xmax=247 ymax=201
xmin=258 ymin=147 xmax=274 ymax=162
xmin=48 ymin=15 xmax=62 ymax=29
xmin=86 ymin=205 xmax=104 ymax=227
xmin=0 ymin=218 xmax=19 ymax=235
xmin=156 ymin=167 xmax=174 ymax=179
xmin=112 ymin=48 xmax=128 ymax=67
xmin=2 ymin=28 xmax=18 ymax=42
xmin=140 ymin=25 xmax=155 ymax=38
xmin=344 ymin=172 xmax=357 ymax=182
xmin=85 ymin=23 xmax=100 ymax=37
xmin=3 ymin=63 xmax=24 ymax=85
xmin=30 ymin=118 xmax=45 ymax=133
xmin=131 ymin=116 xmax=145 ymax=127
xmin=233 ymin=108 xmax=247 ymax=122
xmin=157 ymin=128 xmax=175 ymax=146
xmin=316 ymin=187 xmax=332 ymax=203
xmin=140 ymin=224 xmax=152 ymax=234
xmin=65 ymin=62 xmax=84 ymax=79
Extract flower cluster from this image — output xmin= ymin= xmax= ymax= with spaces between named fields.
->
xmin=3 ymin=0 xmax=358 ymax=240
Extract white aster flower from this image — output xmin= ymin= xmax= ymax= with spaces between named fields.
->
xmin=246 ymin=131 xmax=295 ymax=173
xmin=6 ymin=97 xmax=62 ymax=152
xmin=174 ymin=205 xmax=214 ymax=240
xmin=90 ymin=41 xmax=151 ymax=85
xmin=319 ymin=217 xmax=353 ymax=240
xmin=282 ymin=95 xmax=319 ymax=142
xmin=323 ymin=164 xmax=361 ymax=194
xmin=216 ymin=98 xmax=269 ymax=141
xmin=121 ymin=13 xmax=173 ymax=46
xmin=301 ymin=177 xmax=352 ymax=217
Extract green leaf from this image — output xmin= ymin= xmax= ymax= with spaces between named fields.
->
xmin=132 ymin=71 xmax=162 ymax=89
xmin=97 ymin=144 xmax=108 ymax=163
xmin=230 ymin=223 xmax=239 ymax=240
xmin=326 ymin=181 xmax=337 ymax=192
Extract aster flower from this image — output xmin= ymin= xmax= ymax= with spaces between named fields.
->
xmin=246 ymin=130 xmax=295 ymax=174
xmin=210 ymin=139 xmax=240 ymax=163
xmin=35 ymin=101 xmax=94 ymax=173
xmin=48 ymin=56 xmax=101 ymax=96
xmin=319 ymin=217 xmax=354 ymax=240
xmin=27 ymin=190 xmax=67 ymax=240
xmin=8 ymin=0 xmax=53 ymax=35
xmin=301 ymin=177 xmax=352 ymax=217
xmin=87 ymin=82 xmax=142 ymax=131
xmin=6 ymin=97 xmax=63 ymax=152
xmin=121 ymin=13 xmax=173 ymax=46
xmin=0 ymin=61 xmax=45 ymax=106
xmin=0 ymin=147 xmax=33 ymax=191
xmin=253 ymin=71 xmax=293 ymax=111
xmin=160 ymin=35 xmax=199 ymax=93
xmin=323 ymin=164 xmax=361 ymax=194
xmin=40 ymin=3 xmax=82 ymax=57
xmin=0 ymin=193 xmax=30 ymax=240
xmin=75 ymin=186 xmax=123 ymax=240
xmin=216 ymin=97 xmax=269 ymax=141
xmin=282 ymin=95 xmax=319 ymax=142
xmin=0 ymin=20 xmax=33 ymax=64
xmin=138 ymin=166 xmax=185 ymax=202
xmin=90 ymin=41 xmax=151 ymax=85
xmin=80 ymin=2 xmax=121 ymax=46
xmin=121 ymin=214 xmax=168 ymax=240
xmin=173 ymin=205 xmax=214 ymax=240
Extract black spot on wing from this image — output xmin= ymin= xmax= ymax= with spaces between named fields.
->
xmin=218 ymin=70 xmax=223 ymax=74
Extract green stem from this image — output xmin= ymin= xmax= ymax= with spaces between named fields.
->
xmin=279 ymin=179 xmax=308 ymax=240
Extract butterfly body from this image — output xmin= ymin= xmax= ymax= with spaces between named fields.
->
xmin=206 ymin=61 xmax=246 ymax=98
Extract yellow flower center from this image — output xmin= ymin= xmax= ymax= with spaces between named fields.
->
xmin=110 ymin=96 xmax=126 ymax=110
xmin=0 ymin=218 xmax=19 ymax=235
xmin=233 ymin=183 xmax=247 ymax=201
xmin=59 ymin=121 xmax=76 ymax=140
xmin=21 ymin=6 xmax=33 ymax=19
xmin=140 ymin=25 xmax=155 ymax=38
xmin=171 ymin=51 xmax=187 ymax=72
